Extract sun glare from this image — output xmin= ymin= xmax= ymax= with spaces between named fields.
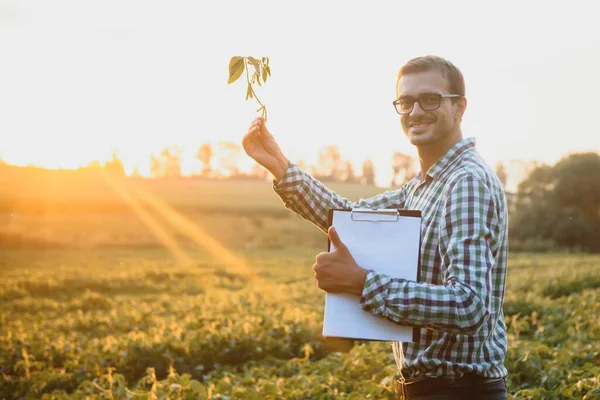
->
xmin=5 ymin=147 xmax=113 ymax=171
xmin=3 ymin=143 xmax=268 ymax=179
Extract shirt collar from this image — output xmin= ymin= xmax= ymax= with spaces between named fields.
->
xmin=423 ymin=137 xmax=476 ymax=181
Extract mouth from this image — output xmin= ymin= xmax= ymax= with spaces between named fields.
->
xmin=408 ymin=120 xmax=434 ymax=130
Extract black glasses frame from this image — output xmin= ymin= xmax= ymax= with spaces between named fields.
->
xmin=393 ymin=93 xmax=462 ymax=115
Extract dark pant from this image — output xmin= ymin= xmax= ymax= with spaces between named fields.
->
xmin=398 ymin=376 xmax=508 ymax=400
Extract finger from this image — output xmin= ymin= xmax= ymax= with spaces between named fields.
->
xmin=248 ymin=118 xmax=262 ymax=131
xmin=328 ymin=226 xmax=349 ymax=254
xmin=248 ymin=117 xmax=263 ymax=130
xmin=242 ymin=126 xmax=256 ymax=140
xmin=246 ymin=126 xmax=257 ymax=137
xmin=246 ymin=118 xmax=271 ymax=139
xmin=241 ymin=133 xmax=254 ymax=150
xmin=258 ymin=121 xmax=271 ymax=137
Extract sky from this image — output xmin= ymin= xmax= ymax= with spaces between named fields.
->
xmin=1 ymin=0 xmax=599 ymax=188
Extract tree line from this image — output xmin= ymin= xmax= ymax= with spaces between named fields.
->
xmin=101 ymin=142 xmax=420 ymax=186
xmin=3 ymin=146 xmax=598 ymax=253
xmin=509 ymin=152 xmax=600 ymax=253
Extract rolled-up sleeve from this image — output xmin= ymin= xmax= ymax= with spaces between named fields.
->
xmin=274 ymin=163 xmax=409 ymax=233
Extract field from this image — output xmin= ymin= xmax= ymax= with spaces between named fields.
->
xmin=1 ymin=167 xmax=600 ymax=399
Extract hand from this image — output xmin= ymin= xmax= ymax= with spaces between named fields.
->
xmin=313 ymin=226 xmax=368 ymax=295
xmin=242 ymin=117 xmax=289 ymax=181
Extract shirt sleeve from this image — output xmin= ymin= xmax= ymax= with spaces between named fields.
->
xmin=273 ymin=163 xmax=409 ymax=233
xmin=360 ymin=175 xmax=501 ymax=334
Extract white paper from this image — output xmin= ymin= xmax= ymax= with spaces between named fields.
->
xmin=322 ymin=209 xmax=421 ymax=342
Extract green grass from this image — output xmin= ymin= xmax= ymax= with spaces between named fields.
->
xmin=2 ymin=251 xmax=600 ymax=399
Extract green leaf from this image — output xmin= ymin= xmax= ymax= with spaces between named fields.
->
xmin=266 ymin=65 xmax=271 ymax=77
xmin=189 ymin=380 xmax=207 ymax=396
xmin=227 ymin=56 xmax=245 ymax=84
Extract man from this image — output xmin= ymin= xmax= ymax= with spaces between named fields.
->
xmin=242 ymin=55 xmax=509 ymax=399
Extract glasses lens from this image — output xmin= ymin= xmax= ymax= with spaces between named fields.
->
xmin=396 ymin=97 xmax=415 ymax=114
xmin=418 ymin=94 xmax=441 ymax=111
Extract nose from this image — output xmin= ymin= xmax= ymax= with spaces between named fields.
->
xmin=409 ymin=100 xmax=426 ymax=117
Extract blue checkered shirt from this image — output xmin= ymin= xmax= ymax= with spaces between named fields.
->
xmin=274 ymin=137 xmax=508 ymax=379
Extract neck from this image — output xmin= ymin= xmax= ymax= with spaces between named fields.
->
xmin=417 ymin=128 xmax=463 ymax=177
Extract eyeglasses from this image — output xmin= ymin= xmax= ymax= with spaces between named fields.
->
xmin=393 ymin=93 xmax=462 ymax=115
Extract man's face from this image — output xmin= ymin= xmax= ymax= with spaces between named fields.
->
xmin=397 ymin=70 xmax=463 ymax=148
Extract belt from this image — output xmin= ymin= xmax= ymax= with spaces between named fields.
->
xmin=396 ymin=374 xmax=504 ymax=399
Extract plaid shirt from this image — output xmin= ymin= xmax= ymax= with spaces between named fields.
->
xmin=274 ymin=137 xmax=508 ymax=379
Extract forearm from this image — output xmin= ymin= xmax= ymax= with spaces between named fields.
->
xmin=270 ymin=155 xmax=291 ymax=182
xmin=360 ymin=271 xmax=490 ymax=335
xmin=274 ymin=163 xmax=409 ymax=233
xmin=360 ymin=174 xmax=500 ymax=335
xmin=277 ymin=171 xmax=354 ymax=232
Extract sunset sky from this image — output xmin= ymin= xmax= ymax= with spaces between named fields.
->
xmin=1 ymin=0 xmax=598 ymax=188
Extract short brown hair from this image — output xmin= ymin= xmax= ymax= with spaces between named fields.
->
xmin=396 ymin=55 xmax=465 ymax=98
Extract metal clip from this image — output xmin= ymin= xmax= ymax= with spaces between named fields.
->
xmin=350 ymin=208 xmax=400 ymax=222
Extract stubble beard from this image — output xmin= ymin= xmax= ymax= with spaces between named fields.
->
xmin=406 ymin=122 xmax=441 ymax=147
xmin=406 ymin=119 xmax=460 ymax=151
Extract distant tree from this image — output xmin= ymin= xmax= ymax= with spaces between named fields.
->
xmin=104 ymin=150 xmax=126 ymax=176
xmin=161 ymin=147 xmax=182 ymax=178
xmin=250 ymin=164 xmax=269 ymax=180
xmin=218 ymin=141 xmax=242 ymax=177
xmin=495 ymin=161 xmax=508 ymax=188
xmin=315 ymin=149 xmax=328 ymax=178
xmin=361 ymin=159 xmax=376 ymax=185
xmin=342 ymin=161 xmax=358 ymax=183
xmin=296 ymin=159 xmax=307 ymax=171
xmin=150 ymin=154 xmax=162 ymax=178
xmin=505 ymin=159 xmax=540 ymax=191
xmin=391 ymin=152 xmax=415 ymax=187
xmin=85 ymin=160 xmax=103 ymax=170
xmin=148 ymin=147 xmax=182 ymax=178
xmin=326 ymin=146 xmax=342 ymax=180
xmin=316 ymin=145 xmax=342 ymax=181
xmin=511 ymin=152 xmax=600 ymax=252
xmin=196 ymin=143 xmax=214 ymax=177
xmin=308 ymin=163 xmax=319 ymax=177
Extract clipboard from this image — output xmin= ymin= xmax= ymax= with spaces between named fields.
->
xmin=323 ymin=208 xmax=422 ymax=342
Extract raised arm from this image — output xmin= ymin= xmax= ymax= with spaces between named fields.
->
xmin=243 ymin=117 xmax=409 ymax=233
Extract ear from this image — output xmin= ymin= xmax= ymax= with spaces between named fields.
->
xmin=455 ymin=97 xmax=467 ymax=121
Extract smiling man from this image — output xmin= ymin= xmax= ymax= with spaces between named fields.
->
xmin=242 ymin=55 xmax=509 ymax=400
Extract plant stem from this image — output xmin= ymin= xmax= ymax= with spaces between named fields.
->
xmin=244 ymin=59 xmax=266 ymax=120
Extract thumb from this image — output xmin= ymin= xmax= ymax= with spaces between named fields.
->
xmin=328 ymin=226 xmax=349 ymax=254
